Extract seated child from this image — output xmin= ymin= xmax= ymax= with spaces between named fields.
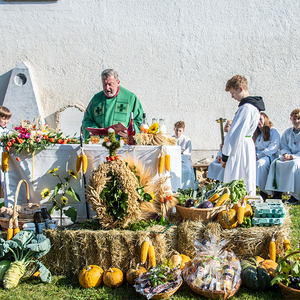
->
xmin=173 ymin=121 xmax=195 ymax=189
xmin=254 ymin=113 xmax=280 ymax=200
xmin=207 ymin=120 xmax=232 ymax=182
xmin=265 ymin=108 xmax=300 ymax=204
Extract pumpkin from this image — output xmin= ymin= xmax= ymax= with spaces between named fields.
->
xmin=103 ymin=268 xmax=123 ymax=288
xmin=260 ymin=259 xmax=278 ymax=277
xmin=170 ymin=253 xmax=182 ymax=268
xmin=79 ymin=265 xmax=104 ymax=288
xmin=180 ymin=254 xmax=191 ymax=270
xmin=217 ymin=208 xmax=238 ymax=229
xmin=241 ymin=258 xmax=272 ymax=290
xmin=254 ymin=256 xmax=264 ymax=263
xmin=126 ymin=265 xmax=147 ymax=285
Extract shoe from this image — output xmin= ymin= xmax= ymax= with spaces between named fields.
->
xmin=287 ymin=196 xmax=299 ymax=205
xmin=273 ymin=192 xmax=283 ymax=199
xmin=259 ymin=191 xmax=269 ymax=200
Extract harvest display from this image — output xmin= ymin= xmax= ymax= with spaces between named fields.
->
xmin=0 ymin=122 xmax=295 ymax=300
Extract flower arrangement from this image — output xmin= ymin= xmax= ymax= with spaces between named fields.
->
xmin=41 ymin=167 xmax=81 ymax=226
xmin=0 ymin=117 xmax=80 ymax=158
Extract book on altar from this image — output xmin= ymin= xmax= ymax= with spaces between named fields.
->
xmin=86 ymin=123 xmax=127 ymax=136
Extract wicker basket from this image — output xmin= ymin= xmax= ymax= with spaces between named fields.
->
xmin=186 ymin=279 xmax=241 ymax=300
xmin=175 ymin=205 xmax=226 ymax=222
xmin=139 ymin=278 xmax=182 ymax=299
xmin=0 ymin=180 xmax=39 ymax=230
xmin=279 ymin=282 xmax=300 ymax=300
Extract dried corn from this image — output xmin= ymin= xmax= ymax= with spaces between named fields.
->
xmin=158 ymin=155 xmax=165 ymax=174
xmin=283 ymin=237 xmax=291 ymax=252
xmin=148 ymin=245 xmax=156 ymax=268
xmin=269 ymin=236 xmax=276 ymax=262
xmin=165 ymin=152 xmax=170 ymax=171
xmin=208 ymin=193 xmax=220 ymax=203
xmin=237 ymin=206 xmax=245 ymax=225
xmin=76 ymin=155 xmax=82 ymax=172
xmin=2 ymin=152 xmax=9 ymax=172
xmin=215 ymin=188 xmax=230 ymax=207
xmin=82 ymin=154 xmax=88 ymax=173
xmin=141 ymin=238 xmax=150 ymax=264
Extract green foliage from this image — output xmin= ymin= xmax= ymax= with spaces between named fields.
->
xmin=125 ymin=217 xmax=168 ymax=231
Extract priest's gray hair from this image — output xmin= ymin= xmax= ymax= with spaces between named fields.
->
xmin=101 ymin=69 xmax=119 ymax=81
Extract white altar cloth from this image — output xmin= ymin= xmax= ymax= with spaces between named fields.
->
xmin=3 ymin=144 xmax=181 ymax=224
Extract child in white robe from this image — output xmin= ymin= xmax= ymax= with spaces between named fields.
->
xmin=265 ymin=108 xmax=300 ymax=204
xmin=173 ymin=121 xmax=195 ymax=189
xmin=207 ymin=120 xmax=232 ymax=182
xmin=253 ymin=113 xmax=280 ymax=200
xmin=221 ymin=75 xmax=265 ymax=196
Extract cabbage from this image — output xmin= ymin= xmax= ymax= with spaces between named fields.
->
xmin=0 ymin=260 xmax=11 ymax=280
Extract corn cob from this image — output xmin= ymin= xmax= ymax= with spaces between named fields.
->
xmin=158 ymin=155 xmax=165 ymax=174
xmin=141 ymin=238 xmax=150 ymax=264
xmin=148 ymin=245 xmax=156 ymax=268
xmin=82 ymin=154 xmax=88 ymax=173
xmin=76 ymin=155 xmax=82 ymax=172
xmin=283 ymin=237 xmax=291 ymax=252
xmin=165 ymin=152 xmax=170 ymax=171
xmin=215 ymin=188 xmax=230 ymax=207
xmin=2 ymin=152 xmax=9 ymax=172
xmin=237 ymin=205 xmax=245 ymax=225
xmin=208 ymin=193 xmax=220 ymax=203
xmin=269 ymin=236 xmax=276 ymax=262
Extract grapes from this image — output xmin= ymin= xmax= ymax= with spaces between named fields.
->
xmin=289 ymin=277 xmax=300 ymax=290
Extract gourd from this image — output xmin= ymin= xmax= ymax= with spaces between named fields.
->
xmin=148 ymin=245 xmax=156 ymax=268
xmin=1 ymin=152 xmax=9 ymax=172
xmin=217 ymin=208 xmax=238 ymax=229
xmin=13 ymin=219 xmax=20 ymax=237
xmin=141 ymin=238 xmax=150 ymax=264
xmin=283 ymin=237 xmax=291 ymax=252
xmin=269 ymin=236 xmax=276 ymax=262
xmin=244 ymin=204 xmax=253 ymax=217
xmin=126 ymin=265 xmax=147 ymax=285
xmin=241 ymin=257 xmax=272 ymax=290
xmin=180 ymin=254 xmax=191 ymax=270
xmin=260 ymin=259 xmax=278 ymax=277
xmin=254 ymin=256 xmax=264 ymax=263
xmin=237 ymin=205 xmax=245 ymax=225
xmin=170 ymin=253 xmax=182 ymax=268
xmin=103 ymin=268 xmax=123 ymax=288
xmin=215 ymin=188 xmax=230 ymax=207
xmin=79 ymin=265 xmax=104 ymax=288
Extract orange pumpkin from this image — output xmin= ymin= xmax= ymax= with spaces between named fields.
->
xmin=255 ymin=256 xmax=265 ymax=263
xmin=180 ymin=254 xmax=191 ymax=270
xmin=217 ymin=208 xmax=238 ymax=229
xmin=103 ymin=268 xmax=123 ymax=288
xmin=79 ymin=265 xmax=104 ymax=288
xmin=126 ymin=265 xmax=147 ymax=285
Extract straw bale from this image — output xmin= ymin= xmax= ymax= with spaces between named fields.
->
xmin=43 ymin=224 xmax=178 ymax=276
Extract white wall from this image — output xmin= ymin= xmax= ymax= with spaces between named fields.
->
xmin=0 ymin=0 xmax=299 ymax=160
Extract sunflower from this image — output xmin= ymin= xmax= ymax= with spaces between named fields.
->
xmin=148 ymin=122 xmax=159 ymax=134
xmin=47 ymin=167 xmax=59 ymax=175
xmin=68 ymin=169 xmax=77 ymax=179
xmin=41 ymin=188 xmax=50 ymax=199
xmin=61 ymin=196 xmax=68 ymax=205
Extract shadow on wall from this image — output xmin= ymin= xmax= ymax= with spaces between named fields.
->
xmin=0 ymin=69 xmax=12 ymax=106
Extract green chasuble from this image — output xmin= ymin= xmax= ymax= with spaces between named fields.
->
xmin=82 ymin=86 xmax=144 ymax=139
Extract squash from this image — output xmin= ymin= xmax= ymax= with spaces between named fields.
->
xmin=79 ymin=265 xmax=104 ymax=288
xmin=260 ymin=259 xmax=278 ymax=277
xmin=254 ymin=256 xmax=264 ymax=264
xmin=103 ymin=268 xmax=123 ymax=288
xmin=126 ymin=265 xmax=147 ymax=285
xmin=170 ymin=253 xmax=182 ymax=268
xmin=244 ymin=204 xmax=253 ymax=217
xmin=241 ymin=258 xmax=272 ymax=290
xmin=217 ymin=208 xmax=238 ymax=229
xmin=180 ymin=254 xmax=191 ymax=270
xmin=283 ymin=237 xmax=291 ymax=252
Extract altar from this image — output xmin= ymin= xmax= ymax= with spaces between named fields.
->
xmin=3 ymin=144 xmax=181 ymax=224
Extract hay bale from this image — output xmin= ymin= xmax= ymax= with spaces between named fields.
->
xmin=43 ymin=225 xmax=178 ymax=276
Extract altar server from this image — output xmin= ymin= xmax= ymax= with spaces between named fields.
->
xmin=253 ymin=113 xmax=280 ymax=199
xmin=221 ymin=75 xmax=265 ymax=196
xmin=173 ymin=121 xmax=195 ymax=189
xmin=207 ymin=120 xmax=232 ymax=182
xmin=265 ymin=108 xmax=300 ymax=204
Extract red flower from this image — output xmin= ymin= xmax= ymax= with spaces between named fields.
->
xmin=110 ymin=156 xmax=115 ymax=161
xmin=115 ymin=155 xmax=120 ymax=160
xmin=5 ymin=146 xmax=10 ymax=151
xmin=43 ymin=135 xmax=48 ymax=140
xmin=16 ymin=137 xmax=24 ymax=144
xmin=160 ymin=198 xmax=165 ymax=203
xmin=11 ymin=138 xmax=15 ymax=144
xmin=106 ymin=156 xmax=111 ymax=162
xmin=63 ymin=140 xmax=67 ymax=144
xmin=57 ymin=139 xmax=63 ymax=144
xmin=67 ymin=138 xmax=71 ymax=143
xmin=16 ymin=157 xmax=20 ymax=162
xmin=49 ymin=138 xmax=55 ymax=143
xmin=166 ymin=195 xmax=172 ymax=201
xmin=7 ymin=141 xmax=12 ymax=147
xmin=72 ymin=139 xmax=77 ymax=143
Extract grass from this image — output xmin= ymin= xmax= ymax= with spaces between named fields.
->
xmin=1 ymin=205 xmax=300 ymax=300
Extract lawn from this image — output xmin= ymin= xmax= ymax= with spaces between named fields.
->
xmin=0 ymin=204 xmax=299 ymax=300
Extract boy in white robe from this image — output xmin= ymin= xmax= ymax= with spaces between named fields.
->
xmin=221 ymin=75 xmax=265 ymax=196
xmin=265 ymin=108 xmax=300 ymax=204
xmin=207 ymin=120 xmax=232 ymax=182
xmin=253 ymin=113 xmax=280 ymax=200
xmin=173 ymin=121 xmax=195 ymax=189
